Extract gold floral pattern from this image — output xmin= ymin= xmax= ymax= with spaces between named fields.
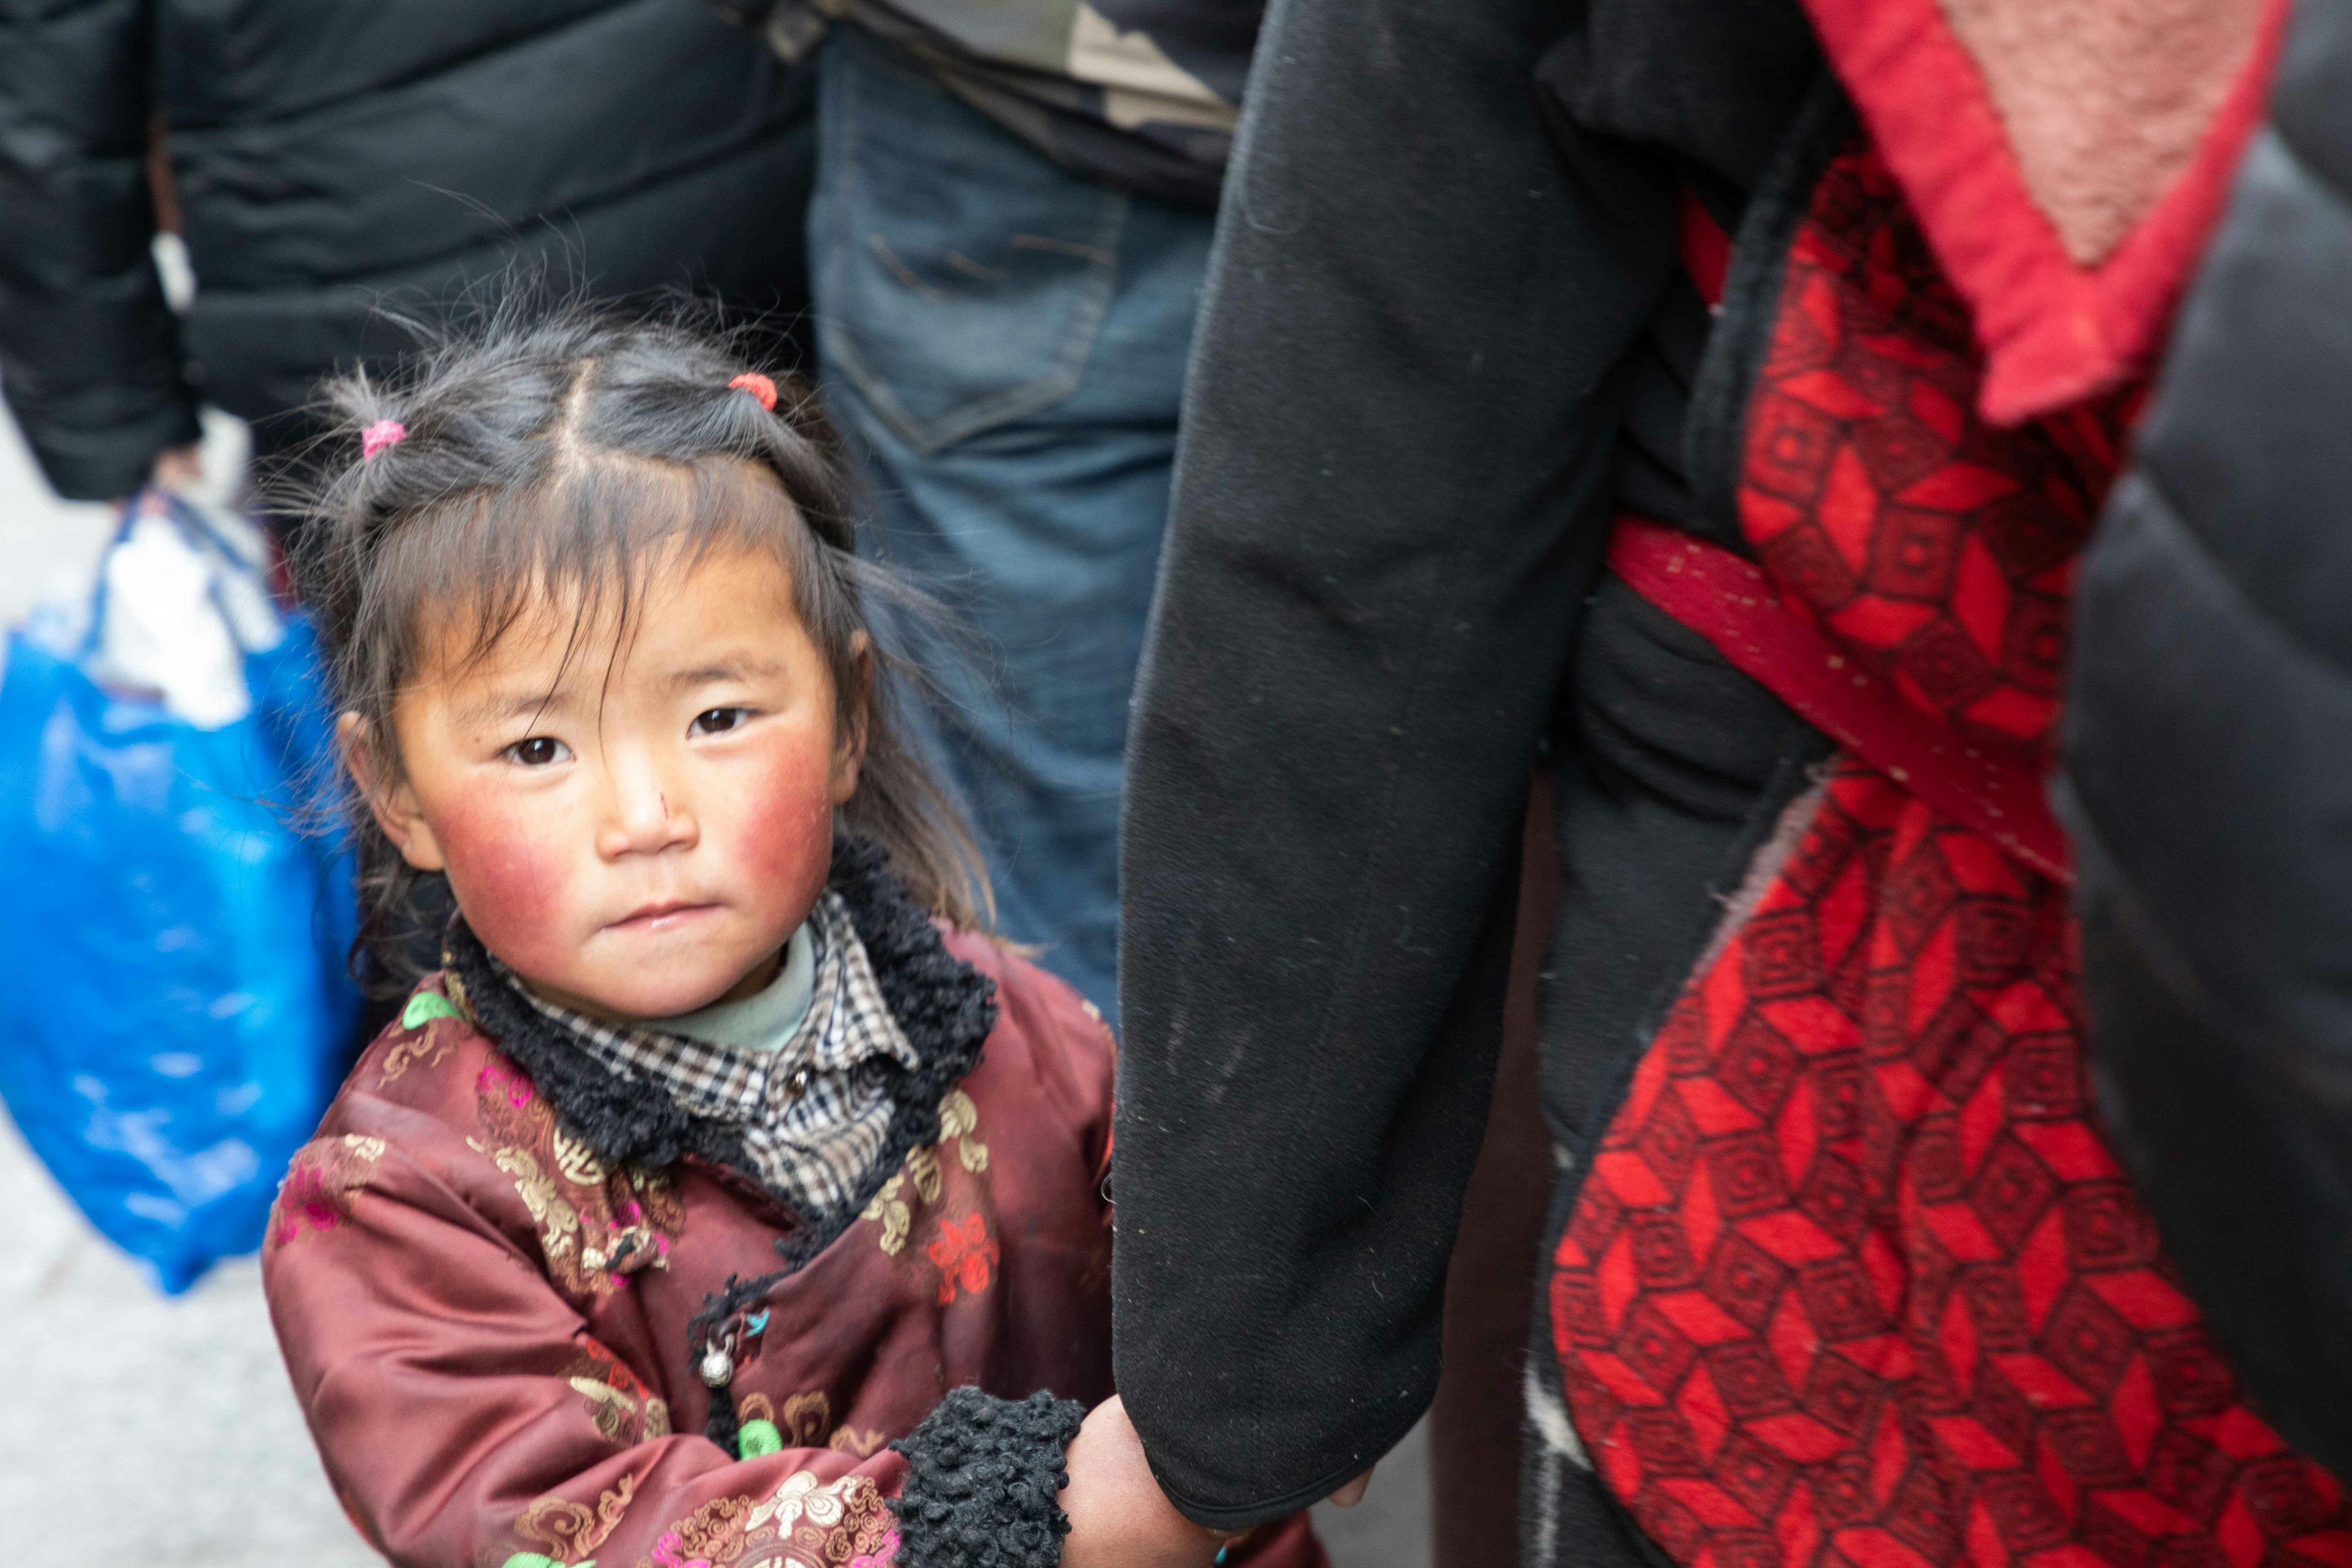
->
xmin=739 ymin=1391 xmax=891 ymax=1461
xmin=552 ymin=1126 xmax=609 ymax=1188
xmin=781 ymin=1392 xmax=834 ymax=1447
xmin=376 ymin=1020 xmax=456 ymax=1087
xmin=626 ymin=1471 xmax=890 ymax=1568
xmin=632 ymin=1479 xmax=889 ymax=1568
xmin=905 ymin=1146 xmax=941 ymax=1205
xmin=469 ymin=1054 xmax=684 ymax=1297
xmin=654 ymin=1493 xmax=755 ymax=1564
xmin=829 ymin=1427 xmax=888 ymax=1459
xmin=858 ymin=1090 xmax=990 ymax=1258
xmin=937 ymin=1090 xmax=989 ymax=1174
xmin=628 ymin=1470 xmax=895 ymax=1565
xmin=564 ymin=1346 xmax=671 ymax=1446
xmin=516 ymin=1475 xmax=635 ymax=1564
xmin=861 ymin=1173 xmax=914 ymax=1257
xmin=266 ymin=1134 xmax=387 ymax=1256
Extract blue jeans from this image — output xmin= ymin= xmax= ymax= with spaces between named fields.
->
xmin=809 ymin=29 xmax=1213 ymax=1012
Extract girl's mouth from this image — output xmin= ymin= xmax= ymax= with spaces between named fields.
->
xmin=608 ymin=900 xmax=720 ymax=932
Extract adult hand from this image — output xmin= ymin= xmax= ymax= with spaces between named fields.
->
xmin=149 ymin=444 xmax=204 ymax=492
xmin=109 ymin=444 xmax=204 ymax=508
xmin=1061 ymin=1396 xmax=1224 ymax=1568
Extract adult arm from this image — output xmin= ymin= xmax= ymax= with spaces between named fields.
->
xmin=1111 ymin=0 xmax=1675 ymax=1529
xmin=0 ymin=0 xmax=197 ymax=500
xmin=2062 ymin=0 xmax=2352 ymax=1483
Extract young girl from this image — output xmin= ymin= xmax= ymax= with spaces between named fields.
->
xmin=261 ymin=312 xmax=1320 ymax=1568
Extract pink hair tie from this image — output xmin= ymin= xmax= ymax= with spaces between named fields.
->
xmin=361 ymin=419 xmax=407 ymax=460
xmin=728 ymin=372 xmax=778 ymax=411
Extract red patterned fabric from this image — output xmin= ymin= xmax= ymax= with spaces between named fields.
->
xmin=1607 ymin=520 xmax=2066 ymax=881
xmin=1737 ymin=149 xmax=2139 ymax=768
xmin=1796 ymin=0 xmax=2285 ymax=423
xmin=1555 ymin=141 xmax=2352 ymax=1568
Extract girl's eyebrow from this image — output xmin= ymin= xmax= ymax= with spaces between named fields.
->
xmin=457 ymin=686 xmax=576 ymax=728
xmin=665 ymin=657 xmax=786 ymax=688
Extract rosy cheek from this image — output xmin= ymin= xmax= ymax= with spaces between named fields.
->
xmin=711 ymin=742 xmax=840 ymax=914
xmin=428 ymin=797 xmax=578 ymax=975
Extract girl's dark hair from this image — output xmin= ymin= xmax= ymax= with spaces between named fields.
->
xmin=282 ymin=303 xmax=988 ymax=993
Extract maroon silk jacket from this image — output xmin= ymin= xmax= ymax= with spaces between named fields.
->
xmin=263 ymin=859 xmax=1317 ymax=1568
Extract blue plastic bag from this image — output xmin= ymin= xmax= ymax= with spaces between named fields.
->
xmin=0 ymin=491 xmax=357 ymax=1292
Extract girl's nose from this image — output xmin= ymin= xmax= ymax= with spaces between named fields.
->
xmin=598 ymin=755 xmax=698 ymax=859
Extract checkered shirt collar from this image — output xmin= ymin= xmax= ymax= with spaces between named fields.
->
xmin=486 ymin=889 xmax=921 ymax=1124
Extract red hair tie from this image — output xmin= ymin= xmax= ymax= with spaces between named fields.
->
xmin=728 ymin=372 xmax=778 ymax=411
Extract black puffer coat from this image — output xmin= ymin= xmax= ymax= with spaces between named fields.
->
xmin=0 ymin=0 xmax=813 ymax=500
xmin=2063 ymin=0 xmax=2352 ymax=1484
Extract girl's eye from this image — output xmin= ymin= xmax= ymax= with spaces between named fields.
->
xmin=505 ymin=736 xmax=570 ymax=767
xmin=692 ymin=707 xmax=754 ymax=736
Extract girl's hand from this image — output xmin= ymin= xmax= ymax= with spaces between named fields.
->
xmin=1060 ymin=1396 xmax=1224 ymax=1568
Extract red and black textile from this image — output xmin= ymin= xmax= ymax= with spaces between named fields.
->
xmin=1555 ymin=137 xmax=2352 ymax=1568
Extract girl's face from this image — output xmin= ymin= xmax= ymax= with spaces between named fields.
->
xmin=356 ymin=542 xmax=862 ymax=1022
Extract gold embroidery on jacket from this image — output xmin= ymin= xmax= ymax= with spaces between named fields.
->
xmin=376 ymin=1022 xmax=454 ymax=1085
xmin=749 ymin=1390 xmax=891 ymax=1460
xmin=552 ymin=1126 xmax=608 ymax=1188
xmin=829 ymin=1427 xmax=888 ymax=1458
xmin=939 ymin=1088 xmax=990 ymax=1172
xmin=663 ymin=1493 xmax=755 ymax=1564
xmin=516 ymin=1474 xmax=633 ymax=1563
xmin=562 ymin=1348 xmax=669 ymax=1446
xmin=782 ymin=1391 xmax=833 ymax=1446
xmin=861 ymin=1172 xmax=913 ymax=1256
xmin=568 ymin=1378 xmax=643 ymax=1446
xmin=859 ymin=1089 xmax=990 ymax=1256
xmin=638 ymin=1473 xmax=890 ymax=1568
xmin=470 ymin=1053 xmax=683 ymax=1295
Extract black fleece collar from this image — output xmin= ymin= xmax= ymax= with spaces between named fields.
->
xmin=444 ymin=832 xmax=998 ymax=1254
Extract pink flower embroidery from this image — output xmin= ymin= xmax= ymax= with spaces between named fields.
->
xmin=265 ymin=1135 xmax=384 ymax=1255
xmin=927 ymin=1213 xmax=999 ymax=1305
xmin=271 ymin=1166 xmax=344 ymax=1246
xmin=851 ymin=1527 xmax=902 ymax=1568
xmin=649 ymin=1531 xmax=712 ymax=1568
xmin=479 ymin=1060 xmax=533 ymax=1108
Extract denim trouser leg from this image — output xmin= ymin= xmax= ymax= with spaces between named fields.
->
xmin=808 ymin=29 xmax=1213 ymax=1012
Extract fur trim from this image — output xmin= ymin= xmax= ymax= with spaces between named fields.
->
xmin=443 ymin=830 xmax=996 ymax=1242
xmin=443 ymin=830 xmax=1000 ymax=1444
xmin=891 ymin=1389 xmax=1085 ymax=1568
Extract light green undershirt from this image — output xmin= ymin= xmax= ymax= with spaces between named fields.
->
xmin=655 ymin=919 xmax=816 ymax=1054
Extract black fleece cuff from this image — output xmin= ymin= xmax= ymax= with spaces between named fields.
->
xmin=891 ymin=1388 xmax=1086 ymax=1568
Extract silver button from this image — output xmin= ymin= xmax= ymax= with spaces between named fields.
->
xmin=785 ymin=1068 xmax=811 ymax=1102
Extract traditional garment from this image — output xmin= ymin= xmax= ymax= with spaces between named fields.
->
xmin=1552 ymin=121 xmax=2352 ymax=1568
xmin=263 ymin=842 xmax=1319 ymax=1568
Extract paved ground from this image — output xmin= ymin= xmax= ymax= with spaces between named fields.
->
xmin=0 ymin=397 xmax=1435 ymax=1568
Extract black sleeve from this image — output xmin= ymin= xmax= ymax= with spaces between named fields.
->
xmin=1109 ymin=0 xmax=1675 ymax=1529
xmin=2060 ymin=0 xmax=2352 ymax=1482
xmin=0 ymin=0 xmax=198 ymax=500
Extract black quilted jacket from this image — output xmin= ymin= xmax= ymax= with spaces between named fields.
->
xmin=0 ymin=0 xmax=813 ymax=499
